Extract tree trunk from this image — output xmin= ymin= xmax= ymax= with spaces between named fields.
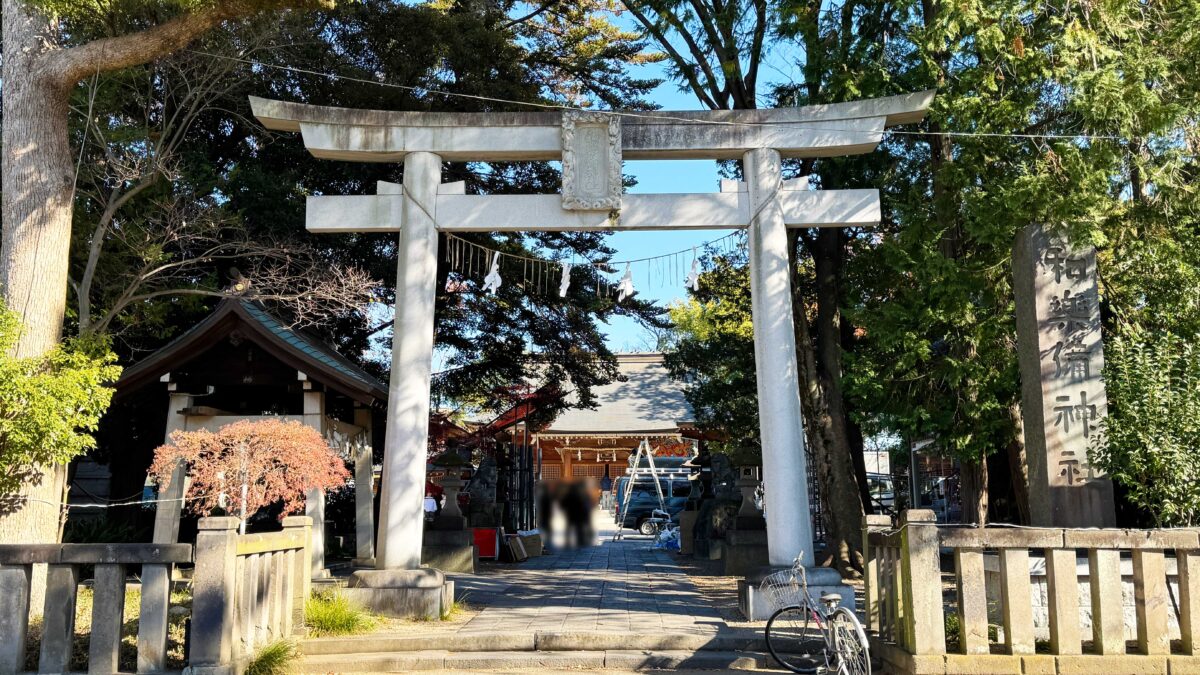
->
xmin=0 ymin=0 xmax=76 ymax=611
xmin=1006 ymin=402 xmax=1031 ymax=524
xmin=788 ymin=230 xmax=865 ymax=577
xmin=960 ymin=458 xmax=989 ymax=524
xmin=813 ymin=227 xmax=871 ymax=512
xmin=840 ymin=316 xmax=873 ymax=514
xmin=2 ymin=0 xmax=75 ymax=360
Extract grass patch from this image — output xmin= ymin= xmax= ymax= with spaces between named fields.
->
xmin=441 ymin=593 xmax=471 ymax=621
xmin=305 ymin=592 xmax=377 ymax=637
xmin=245 ymin=639 xmax=299 ymax=675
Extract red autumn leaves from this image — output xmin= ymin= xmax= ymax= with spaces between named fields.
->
xmin=149 ymin=418 xmax=350 ymax=520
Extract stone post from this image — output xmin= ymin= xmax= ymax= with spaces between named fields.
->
xmin=302 ymin=387 xmax=328 ymax=577
xmin=40 ymin=563 xmax=79 ymax=674
xmin=744 ymin=147 xmax=813 ymax=567
xmin=189 ymin=516 xmax=239 ymax=675
xmin=136 ymin=563 xmax=173 ymax=672
xmin=353 ymin=407 xmax=376 ymax=566
xmin=89 ymin=563 xmax=128 ymax=674
xmin=0 ymin=564 xmax=32 ymax=673
xmin=861 ymin=514 xmax=891 ymax=633
xmin=153 ymin=390 xmax=193 ymax=543
xmin=377 ymin=154 xmax=441 ymax=570
xmin=1179 ymin=550 xmax=1200 ymax=654
xmin=1013 ymin=224 xmax=1116 ymax=526
xmin=282 ymin=516 xmax=312 ymax=632
xmin=898 ymin=509 xmax=945 ymax=655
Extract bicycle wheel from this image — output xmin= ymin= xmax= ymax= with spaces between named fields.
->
xmin=765 ymin=605 xmax=826 ymax=674
xmin=827 ymin=606 xmax=871 ymax=675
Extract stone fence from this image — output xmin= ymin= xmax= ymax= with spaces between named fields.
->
xmin=864 ymin=509 xmax=1200 ymax=674
xmin=0 ymin=515 xmax=311 ymax=675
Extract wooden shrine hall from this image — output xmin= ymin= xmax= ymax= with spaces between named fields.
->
xmin=533 ymin=353 xmax=700 ymax=482
xmin=85 ymin=299 xmax=386 ymax=572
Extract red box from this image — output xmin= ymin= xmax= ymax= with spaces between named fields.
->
xmin=473 ymin=527 xmax=500 ymax=559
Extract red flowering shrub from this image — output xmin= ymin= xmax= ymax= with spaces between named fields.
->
xmin=149 ymin=418 xmax=350 ymax=520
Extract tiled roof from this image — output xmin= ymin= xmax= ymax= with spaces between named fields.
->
xmin=239 ymin=302 xmax=379 ymax=389
xmin=117 ymin=299 xmax=386 ymax=403
xmin=542 ymin=353 xmax=694 ymax=436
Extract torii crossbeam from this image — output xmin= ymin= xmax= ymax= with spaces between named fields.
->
xmin=251 ymin=91 xmax=934 ymax=572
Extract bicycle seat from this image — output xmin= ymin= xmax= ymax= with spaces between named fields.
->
xmin=820 ymin=592 xmax=842 ymax=605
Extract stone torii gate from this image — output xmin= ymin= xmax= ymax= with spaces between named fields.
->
xmin=250 ymin=92 xmax=934 ymax=573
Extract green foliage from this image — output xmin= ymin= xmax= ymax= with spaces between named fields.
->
xmin=844 ymin=0 xmax=1200 ymax=483
xmin=244 ymin=639 xmax=299 ymax=675
xmin=305 ymin=592 xmax=378 ymax=637
xmin=663 ymin=250 xmax=761 ymax=460
xmin=0 ymin=301 xmax=120 ymax=498
xmin=1091 ymin=330 xmax=1200 ymax=526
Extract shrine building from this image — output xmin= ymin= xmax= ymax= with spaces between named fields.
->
xmin=532 ymin=353 xmax=700 ymax=482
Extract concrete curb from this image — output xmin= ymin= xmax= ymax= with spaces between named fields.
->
xmin=298 ymin=649 xmax=774 ymax=672
xmin=301 ymin=630 xmax=767 ymax=656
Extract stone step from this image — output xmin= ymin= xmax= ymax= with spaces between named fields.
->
xmin=300 ymin=631 xmax=768 ymax=656
xmin=297 ymin=649 xmax=775 ymax=672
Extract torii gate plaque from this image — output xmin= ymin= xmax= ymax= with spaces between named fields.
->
xmin=251 ymin=92 xmax=934 ymax=573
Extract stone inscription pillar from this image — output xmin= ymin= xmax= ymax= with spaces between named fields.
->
xmin=1013 ymin=224 xmax=1116 ymax=527
xmin=376 ymin=153 xmax=441 ymax=569
xmin=744 ymin=147 xmax=815 ymax=567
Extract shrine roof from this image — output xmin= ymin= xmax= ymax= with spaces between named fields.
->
xmin=540 ymin=353 xmax=694 ymax=437
xmin=116 ymin=299 xmax=387 ymax=404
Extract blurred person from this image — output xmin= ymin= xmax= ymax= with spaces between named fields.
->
xmin=561 ymin=479 xmax=595 ymax=548
xmin=537 ymin=480 xmax=557 ymax=552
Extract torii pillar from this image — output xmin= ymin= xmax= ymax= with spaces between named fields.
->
xmin=376 ymin=158 xmax=440 ymax=569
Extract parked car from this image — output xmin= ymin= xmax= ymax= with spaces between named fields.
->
xmin=618 ymin=492 xmax=687 ymax=535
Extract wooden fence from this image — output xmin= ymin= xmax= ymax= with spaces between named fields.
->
xmin=0 ymin=515 xmax=311 ymax=675
xmin=864 ymin=509 xmax=1200 ymax=673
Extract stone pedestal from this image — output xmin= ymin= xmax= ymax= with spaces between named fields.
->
xmin=420 ymin=501 xmax=477 ymax=573
xmin=678 ymin=510 xmax=698 ymax=555
xmin=724 ymin=517 xmax=769 ymax=576
xmin=343 ymin=569 xmax=454 ymax=620
xmin=738 ymin=566 xmax=856 ymax=621
xmin=708 ymin=539 xmax=724 ymax=560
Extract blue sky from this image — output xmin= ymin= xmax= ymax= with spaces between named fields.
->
xmin=601 ymin=158 xmax=733 ymax=350
xmin=598 ymin=82 xmax=727 ymax=350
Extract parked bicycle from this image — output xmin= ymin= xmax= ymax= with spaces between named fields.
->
xmin=760 ymin=559 xmax=871 ymax=675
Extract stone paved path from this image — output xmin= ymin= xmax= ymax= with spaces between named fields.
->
xmin=450 ymin=511 xmax=728 ymax=636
